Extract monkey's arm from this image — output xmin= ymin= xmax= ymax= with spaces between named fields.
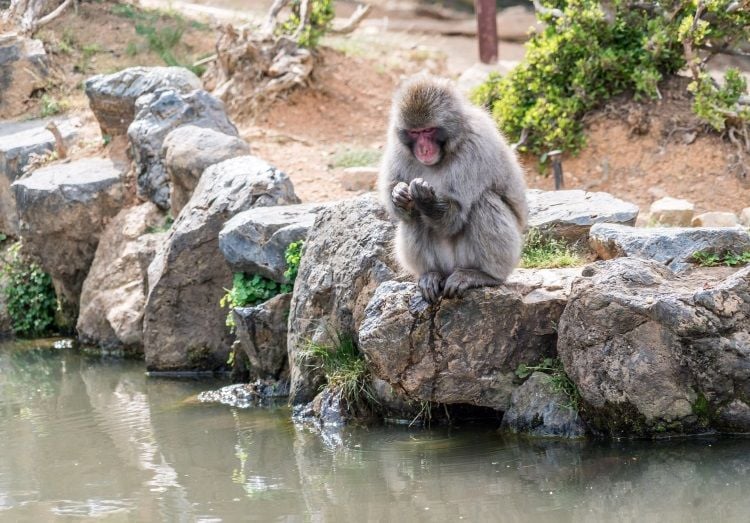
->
xmin=409 ymin=178 xmax=465 ymax=234
xmin=494 ymin=184 xmax=528 ymax=231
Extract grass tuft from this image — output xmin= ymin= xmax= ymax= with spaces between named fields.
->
xmin=520 ymin=228 xmax=585 ymax=269
xmin=332 ymin=147 xmax=381 ymax=169
xmin=516 ymin=358 xmax=581 ymax=411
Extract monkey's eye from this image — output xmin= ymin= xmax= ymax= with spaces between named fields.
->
xmin=408 ymin=128 xmax=437 ymax=139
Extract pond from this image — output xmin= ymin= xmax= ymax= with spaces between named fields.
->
xmin=1 ymin=340 xmax=749 ymax=521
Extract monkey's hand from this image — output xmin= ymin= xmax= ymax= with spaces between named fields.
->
xmin=409 ymin=178 xmax=436 ymax=205
xmin=392 ymin=182 xmax=415 ymax=213
xmin=410 ymin=178 xmax=452 ymax=223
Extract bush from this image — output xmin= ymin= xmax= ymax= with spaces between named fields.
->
xmin=472 ymin=0 xmax=750 ymax=156
xmin=2 ymin=243 xmax=58 ymax=338
xmin=278 ymin=0 xmax=335 ymax=48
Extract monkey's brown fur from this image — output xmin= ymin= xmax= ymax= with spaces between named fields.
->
xmin=379 ymin=75 xmax=529 ymax=302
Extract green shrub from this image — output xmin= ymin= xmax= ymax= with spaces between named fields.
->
xmin=520 ymin=228 xmax=585 ymax=268
xmin=692 ymin=249 xmax=750 ymax=267
xmin=278 ymin=0 xmax=335 ymax=48
xmin=283 ymin=240 xmax=303 ymax=282
xmin=472 ymin=0 xmax=750 ymax=156
xmin=2 ymin=243 xmax=58 ymax=338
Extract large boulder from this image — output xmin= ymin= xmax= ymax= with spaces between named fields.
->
xmin=0 ymin=33 xmax=48 ymax=119
xmin=12 ymin=158 xmax=125 ymax=319
xmin=77 ymin=203 xmax=167 ymax=353
xmin=589 ymin=223 xmax=750 ymax=272
xmin=163 ymin=125 xmax=250 ymax=217
xmin=143 ymin=156 xmax=300 ymax=372
xmin=219 ymin=203 xmax=327 ymax=283
xmin=287 ymin=196 xmax=399 ymax=404
xmin=358 ymin=268 xmax=580 ymax=409
xmin=558 ymin=257 xmax=750 ymax=437
xmin=85 ymin=66 xmax=202 ymax=137
xmin=527 ymin=189 xmax=639 ymax=242
xmin=500 ymin=371 xmax=587 ymax=438
xmin=0 ymin=117 xmax=81 ymax=234
xmin=233 ymin=293 xmax=292 ymax=381
xmin=128 ymin=88 xmax=239 ymax=209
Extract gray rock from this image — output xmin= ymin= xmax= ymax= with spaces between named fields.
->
xmin=163 ymin=125 xmax=251 ymax=217
xmin=0 ymin=34 xmax=48 ymax=119
xmin=558 ymin=257 xmax=750 ymax=437
xmin=219 ymin=203 xmax=327 ymax=283
xmin=359 ymin=268 xmax=580 ymax=409
xmin=85 ymin=66 xmax=202 ymax=136
xmin=0 ymin=118 xmax=81 ymax=234
xmin=692 ymin=211 xmax=738 ymax=228
xmin=143 ymin=155 xmax=300 ymax=372
xmin=339 ymin=166 xmax=378 ymax=192
xmin=527 ymin=189 xmax=639 ymax=242
xmin=589 ymin=223 xmax=750 ymax=272
xmin=128 ymin=88 xmax=239 ymax=209
xmin=196 ymin=380 xmax=290 ymax=408
xmin=500 ymin=372 xmax=587 ymax=438
xmin=649 ymin=196 xmax=694 ymax=227
xmin=77 ymin=203 xmax=167 ymax=353
xmin=287 ymin=195 xmax=399 ymax=404
xmin=12 ymin=158 xmax=125 ymax=320
xmin=233 ymin=293 xmax=292 ymax=381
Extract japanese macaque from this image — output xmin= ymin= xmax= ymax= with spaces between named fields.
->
xmin=379 ymin=75 xmax=529 ymax=303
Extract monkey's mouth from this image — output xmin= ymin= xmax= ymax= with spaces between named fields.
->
xmin=415 ymin=147 xmax=441 ymax=166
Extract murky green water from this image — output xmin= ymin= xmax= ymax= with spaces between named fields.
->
xmin=2 ymin=340 xmax=750 ymax=522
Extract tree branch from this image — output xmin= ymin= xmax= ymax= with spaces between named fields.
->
xmin=329 ymin=4 xmax=371 ymax=34
xmin=531 ymin=0 xmax=563 ymax=19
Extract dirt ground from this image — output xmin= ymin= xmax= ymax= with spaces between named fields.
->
xmin=20 ymin=1 xmax=750 ymax=216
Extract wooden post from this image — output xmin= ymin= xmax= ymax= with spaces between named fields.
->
xmin=475 ymin=0 xmax=498 ymax=64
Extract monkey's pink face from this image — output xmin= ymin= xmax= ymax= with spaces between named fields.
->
xmin=408 ymin=128 xmax=442 ymax=166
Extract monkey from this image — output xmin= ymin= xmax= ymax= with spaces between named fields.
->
xmin=378 ymin=75 xmax=529 ymax=303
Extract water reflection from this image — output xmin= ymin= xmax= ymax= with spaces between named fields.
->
xmin=1 ymin=342 xmax=749 ymax=521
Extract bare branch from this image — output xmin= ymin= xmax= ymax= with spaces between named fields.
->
xmin=292 ymin=0 xmax=311 ymax=42
xmin=531 ymin=0 xmax=563 ymax=19
xmin=262 ymin=0 xmax=290 ymax=36
xmin=31 ymin=0 xmax=73 ymax=32
xmin=329 ymin=4 xmax=371 ymax=35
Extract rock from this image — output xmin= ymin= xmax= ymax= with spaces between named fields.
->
xmin=143 ymin=156 xmax=300 ymax=372
xmin=287 ymin=195 xmax=399 ymax=404
xmin=77 ymin=203 xmax=166 ymax=352
xmin=589 ymin=223 xmax=750 ymax=272
xmin=359 ymin=268 xmax=580 ymax=409
xmin=163 ymin=125 xmax=251 ymax=217
xmin=219 ymin=203 xmax=327 ymax=283
xmin=233 ymin=293 xmax=292 ymax=381
xmin=338 ymin=166 xmax=379 ymax=192
xmin=456 ymin=61 xmax=516 ymax=95
xmin=741 ymin=208 xmax=750 ymax=228
xmin=500 ymin=372 xmax=587 ymax=438
xmin=196 ymin=380 xmax=290 ymax=408
xmin=527 ymin=189 xmax=639 ymax=243
xmin=0 ymin=118 xmax=81 ymax=234
xmin=648 ymin=197 xmax=694 ymax=227
xmin=128 ymin=88 xmax=239 ymax=209
xmin=12 ymin=158 xmax=125 ymax=319
xmin=85 ymin=66 xmax=202 ymax=137
xmin=692 ymin=212 xmax=739 ymax=228
xmin=558 ymin=257 xmax=750 ymax=436
xmin=0 ymin=34 xmax=48 ymax=119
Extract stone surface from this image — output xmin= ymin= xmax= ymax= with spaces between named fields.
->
xmin=143 ymin=156 xmax=300 ymax=372
xmin=527 ymin=189 xmax=639 ymax=242
xmin=558 ymin=257 xmax=750 ymax=437
xmin=741 ymin=207 xmax=750 ymax=228
xmin=128 ymin=88 xmax=239 ymax=209
xmin=12 ymin=158 xmax=125 ymax=318
xmin=456 ymin=61 xmax=516 ymax=95
xmin=163 ymin=125 xmax=250 ymax=217
xmin=500 ymin=372 xmax=587 ymax=438
xmin=649 ymin=196 xmax=694 ymax=227
xmin=691 ymin=211 xmax=738 ymax=228
xmin=0 ymin=34 xmax=48 ymax=119
xmin=77 ymin=203 xmax=167 ymax=352
xmin=0 ymin=118 xmax=81 ymax=234
xmin=338 ymin=166 xmax=379 ymax=192
xmin=589 ymin=223 xmax=750 ymax=272
xmin=197 ymin=380 xmax=290 ymax=408
xmin=219 ymin=202 xmax=327 ymax=283
xmin=233 ymin=293 xmax=292 ymax=381
xmin=287 ymin=195 xmax=399 ymax=404
xmin=85 ymin=66 xmax=202 ymax=136
xmin=359 ymin=268 xmax=580 ymax=409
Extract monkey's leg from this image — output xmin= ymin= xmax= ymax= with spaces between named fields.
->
xmin=443 ymin=269 xmax=501 ymax=299
xmin=418 ymin=271 xmax=445 ymax=304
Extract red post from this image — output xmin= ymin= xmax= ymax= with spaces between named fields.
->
xmin=475 ymin=0 xmax=498 ymax=64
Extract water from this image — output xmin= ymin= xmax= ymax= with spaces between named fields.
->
xmin=1 ymin=341 xmax=750 ymax=522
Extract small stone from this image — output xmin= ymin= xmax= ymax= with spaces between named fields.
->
xmin=649 ymin=197 xmax=694 ymax=227
xmin=338 ymin=166 xmax=378 ymax=192
xmin=740 ymin=208 xmax=750 ymax=228
xmin=691 ymin=211 xmax=738 ymax=228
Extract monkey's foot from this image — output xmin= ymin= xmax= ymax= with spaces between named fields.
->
xmin=443 ymin=269 xmax=500 ymax=299
xmin=418 ymin=271 xmax=445 ymax=304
